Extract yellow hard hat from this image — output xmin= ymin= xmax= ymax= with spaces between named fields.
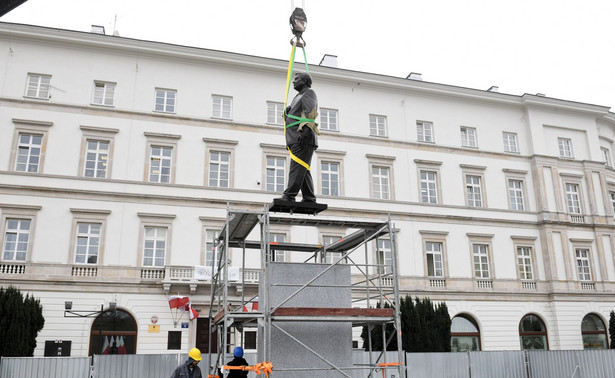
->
xmin=188 ymin=347 xmax=202 ymax=361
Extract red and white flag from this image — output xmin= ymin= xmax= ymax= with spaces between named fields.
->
xmin=101 ymin=335 xmax=110 ymax=355
xmin=168 ymin=295 xmax=190 ymax=309
xmin=184 ymin=301 xmax=199 ymax=320
xmin=118 ymin=336 xmax=127 ymax=354
xmin=251 ymin=297 xmax=259 ymax=311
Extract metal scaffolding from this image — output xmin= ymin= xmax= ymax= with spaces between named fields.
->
xmin=207 ymin=205 xmax=404 ymax=378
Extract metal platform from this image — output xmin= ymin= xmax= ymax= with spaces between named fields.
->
xmin=269 ymin=198 xmax=328 ymax=215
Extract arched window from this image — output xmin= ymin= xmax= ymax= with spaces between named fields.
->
xmin=89 ymin=308 xmax=138 ymax=355
xmin=581 ymin=313 xmax=608 ymax=349
xmin=519 ymin=314 xmax=548 ymax=350
xmin=451 ymin=314 xmax=480 ymax=352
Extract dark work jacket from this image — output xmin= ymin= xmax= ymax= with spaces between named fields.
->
xmin=170 ymin=360 xmax=203 ymax=378
xmin=285 ymin=87 xmax=318 ymax=148
xmin=226 ymin=357 xmax=249 ymax=378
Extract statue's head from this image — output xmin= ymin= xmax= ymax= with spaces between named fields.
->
xmin=293 ymin=72 xmax=312 ymax=90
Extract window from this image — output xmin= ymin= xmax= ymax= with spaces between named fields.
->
xmin=581 ymin=314 xmax=608 ymax=349
xmin=2 ymin=219 xmax=31 ymax=261
xmin=575 ymin=248 xmax=592 ymax=281
xmin=610 ymin=191 xmax=615 ymax=214
xmin=502 ymin=132 xmax=519 ymax=153
xmin=420 ymin=170 xmax=438 ymax=204
xmin=460 ymin=127 xmax=477 ymax=148
xmin=416 ymin=160 xmax=442 ymax=205
xmin=92 ymin=81 xmax=116 ymax=106
xmin=417 ymin=121 xmax=433 ymax=143
xmin=519 ymin=314 xmax=548 ymax=350
xmin=0 ymin=205 xmax=40 ymax=263
xmin=466 ymin=175 xmax=483 ymax=207
xmin=267 ymin=102 xmax=284 ymax=125
xmin=323 ymin=235 xmax=343 ymax=264
xmin=154 ymin=89 xmax=176 ymax=113
xmin=421 ymin=230 xmax=449 ymax=281
xmin=368 ymin=154 xmax=395 ymax=200
xmin=317 ymin=150 xmax=345 ymax=197
xmin=372 ymin=166 xmax=390 ymax=200
xmin=266 ymin=156 xmax=286 ymax=192
xmin=84 ymin=140 xmax=110 ymax=178
xmin=472 ymin=244 xmax=490 ymax=278
xmin=320 ymin=108 xmax=338 ymax=131
xmin=204 ymin=230 xmax=219 ymax=268
xmin=167 ymin=331 xmax=181 ymax=350
xmin=74 ymin=223 xmax=101 ymax=264
xmin=149 ymin=146 xmax=172 ymax=183
xmin=508 ymin=179 xmax=525 ymax=211
xmin=143 ymin=227 xmax=167 ymax=267
xmin=558 ymin=137 xmax=573 ymax=158
xmin=11 ymin=119 xmax=52 ymax=174
xmin=212 ymin=95 xmax=232 ymax=119
xmin=321 ymin=161 xmax=340 ymax=196
xmin=25 ymin=74 xmax=51 ymax=99
xmin=208 ymin=151 xmax=230 ymax=188
xmin=243 ymin=329 xmax=257 ymax=350
xmin=70 ymin=208 xmax=110 ymax=267
xmin=376 ymin=239 xmax=392 ymax=275
xmin=369 ymin=115 xmax=387 ymax=137
xmin=270 ymin=233 xmax=286 ymax=262
xmin=451 ymin=315 xmax=480 ymax=352
xmin=204 ymin=138 xmax=237 ymax=189
xmin=601 ymin=147 xmax=611 ymax=166
xmin=15 ymin=133 xmax=43 ymax=173
xmin=79 ymin=126 xmax=118 ymax=179
xmin=425 ymin=242 xmax=443 ymax=277
xmin=517 ymin=247 xmax=533 ymax=280
xmin=565 ymin=183 xmax=581 ymax=214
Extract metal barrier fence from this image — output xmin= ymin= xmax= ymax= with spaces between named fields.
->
xmin=2 ymin=350 xmax=615 ymax=378
xmin=0 ymin=356 xmax=90 ymax=378
xmin=93 ymin=353 xmax=184 ymax=378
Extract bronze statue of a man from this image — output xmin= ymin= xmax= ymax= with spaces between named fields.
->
xmin=279 ymin=72 xmax=319 ymax=202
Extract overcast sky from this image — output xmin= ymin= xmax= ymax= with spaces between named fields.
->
xmin=2 ymin=0 xmax=614 ymax=110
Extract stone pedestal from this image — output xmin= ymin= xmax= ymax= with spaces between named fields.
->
xmin=259 ymin=262 xmax=352 ymax=378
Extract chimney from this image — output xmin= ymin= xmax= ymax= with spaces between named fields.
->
xmin=319 ymin=54 xmax=338 ymax=68
xmin=406 ymin=72 xmax=423 ymax=81
xmin=91 ymin=25 xmax=105 ymax=35
xmin=487 ymin=86 xmax=499 ymax=92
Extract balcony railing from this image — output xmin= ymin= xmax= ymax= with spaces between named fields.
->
xmin=141 ymin=268 xmax=165 ymax=280
xmin=476 ymin=280 xmax=493 ymax=289
xmin=72 ymin=266 xmax=98 ymax=277
xmin=0 ymin=263 xmax=26 ymax=274
xmin=570 ymin=215 xmax=585 ymax=223
xmin=161 ymin=266 xmax=260 ymax=284
xmin=429 ymin=278 xmax=447 ymax=288
xmin=580 ymin=282 xmax=595 ymax=291
xmin=521 ymin=281 xmax=536 ymax=290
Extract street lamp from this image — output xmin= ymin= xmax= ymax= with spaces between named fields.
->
xmin=64 ymin=301 xmax=118 ymax=354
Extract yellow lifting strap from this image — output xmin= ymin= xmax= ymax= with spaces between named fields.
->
xmin=283 ymin=42 xmax=312 ymax=171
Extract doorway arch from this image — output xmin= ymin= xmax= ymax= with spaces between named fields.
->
xmin=89 ymin=308 xmax=138 ymax=355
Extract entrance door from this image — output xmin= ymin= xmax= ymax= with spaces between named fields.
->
xmin=89 ymin=308 xmax=138 ymax=355
xmin=196 ymin=318 xmax=217 ymax=353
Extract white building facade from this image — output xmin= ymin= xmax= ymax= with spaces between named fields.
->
xmin=0 ymin=22 xmax=614 ymax=357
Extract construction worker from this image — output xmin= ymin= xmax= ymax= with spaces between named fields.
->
xmin=225 ymin=347 xmax=249 ymax=378
xmin=170 ymin=347 xmax=203 ymax=378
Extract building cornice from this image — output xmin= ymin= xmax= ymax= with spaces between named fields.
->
xmin=2 ymin=22 xmax=611 ymax=116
